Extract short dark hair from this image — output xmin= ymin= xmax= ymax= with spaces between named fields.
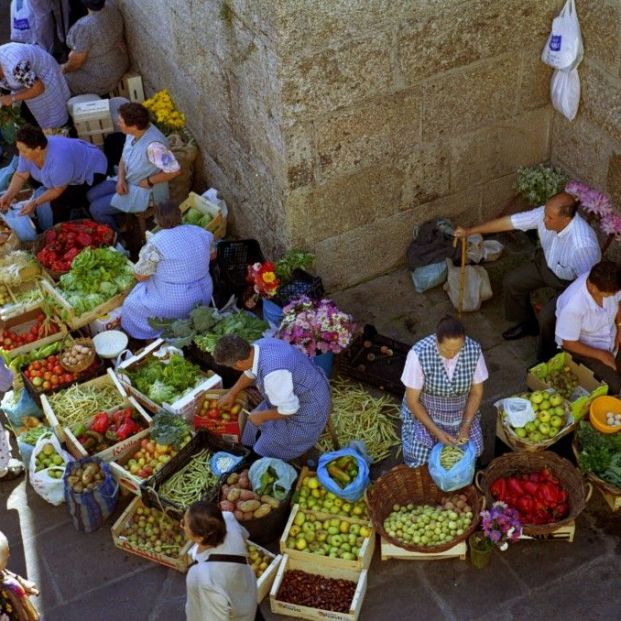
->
xmin=118 ymin=102 xmax=150 ymax=130
xmin=213 ymin=335 xmax=252 ymax=367
xmin=436 ymin=315 xmax=466 ymax=343
xmin=154 ymin=201 xmax=182 ymax=229
xmin=588 ymin=261 xmax=621 ymax=293
xmin=81 ymin=0 xmax=105 ymax=10
xmin=551 ymin=192 xmax=579 ymax=218
xmin=186 ymin=502 xmax=227 ymax=547
xmin=15 ymin=124 xmax=48 ymax=149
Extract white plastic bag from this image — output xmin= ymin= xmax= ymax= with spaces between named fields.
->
xmin=203 ymin=187 xmax=228 ymax=219
xmin=443 ymin=258 xmax=492 ymax=312
xmin=499 ymin=397 xmax=536 ymax=428
xmin=482 ymin=240 xmax=504 ymax=262
xmin=10 ymin=0 xmax=33 ymax=44
xmin=551 ymin=68 xmax=581 ymax=121
xmin=541 ymin=0 xmax=582 ymax=70
xmin=29 ymin=434 xmax=73 ymax=506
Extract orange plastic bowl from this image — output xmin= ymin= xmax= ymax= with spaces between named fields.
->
xmin=590 ymin=396 xmax=621 ymax=434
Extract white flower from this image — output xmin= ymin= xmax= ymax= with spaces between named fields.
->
xmin=500 ymin=542 xmax=509 ymax=552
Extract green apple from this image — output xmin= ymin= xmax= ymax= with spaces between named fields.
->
xmin=530 ymin=432 xmax=543 ymax=443
xmin=530 ymin=392 xmax=544 ymax=404
xmin=553 ymin=406 xmax=564 ymax=417
xmin=538 ymin=422 xmax=550 ymax=436
xmin=550 ymin=394 xmax=563 ymax=407
xmin=550 ymin=415 xmax=563 ymax=428
xmin=515 ymin=427 xmax=527 ymax=438
xmin=525 ymin=422 xmax=537 ymax=433
xmin=538 ymin=410 xmax=551 ymax=423
xmin=539 ymin=400 xmax=551 ymax=412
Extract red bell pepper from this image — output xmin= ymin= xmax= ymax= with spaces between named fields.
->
xmin=90 ymin=412 xmax=110 ymax=434
xmin=507 ymin=477 xmax=525 ymax=496
xmin=490 ymin=479 xmax=507 ymax=501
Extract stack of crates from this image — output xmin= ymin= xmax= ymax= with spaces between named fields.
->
xmin=110 ymin=72 xmax=145 ymax=103
xmin=71 ymin=99 xmax=114 ymax=147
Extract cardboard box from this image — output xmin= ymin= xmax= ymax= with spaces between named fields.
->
xmin=192 ymin=389 xmax=248 ymax=443
xmin=527 ymin=352 xmax=608 ymax=420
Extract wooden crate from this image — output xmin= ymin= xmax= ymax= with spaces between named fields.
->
xmin=380 ymin=538 xmax=467 ymax=561
xmin=111 ymin=496 xmax=192 ymax=572
xmin=167 ymin=192 xmax=227 ymax=239
xmin=193 ymin=389 xmax=248 ymax=443
xmin=247 ymin=541 xmax=282 ymax=603
xmin=519 ymin=521 xmax=575 ymax=543
xmin=41 ymin=278 xmax=130 ymax=330
xmin=42 ymin=368 xmax=127 ymax=442
xmin=78 ymin=131 xmax=105 ymax=148
xmin=110 ymin=72 xmax=145 ymax=103
xmin=0 ymin=279 xmax=45 ymax=320
xmin=280 ymin=505 xmax=375 ymax=571
xmin=115 ymin=338 xmax=222 ymax=418
xmin=71 ymin=99 xmax=113 ymax=135
xmin=63 ymin=396 xmax=153 ymax=461
xmin=0 ymin=307 xmax=68 ymax=360
xmin=270 ymin=555 xmax=367 ymax=621
xmin=599 ymin=488 xmax=621 ymax=512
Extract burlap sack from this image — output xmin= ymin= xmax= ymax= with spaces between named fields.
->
xmin=168 ymin=133 xmax=198 ymax=206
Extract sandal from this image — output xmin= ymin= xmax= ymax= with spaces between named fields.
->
xmin=0 ymin=458 xmax=24 ymax=481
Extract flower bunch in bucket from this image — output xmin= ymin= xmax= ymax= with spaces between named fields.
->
xmin=143 ymin=89 xmax=186 ymax=135
xmin=277 ymin=296 xmax=356 ymax=357
xmin=478 ymin=501 xmax=522 ymax=551
xmin=247 ymin=261 xmax=280 ymax=298
xmin=565 ymin=180 xmax=621 ymax=239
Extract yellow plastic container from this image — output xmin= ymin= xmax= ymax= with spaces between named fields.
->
xmin=589 ymin=396 xmax=621 ymax=434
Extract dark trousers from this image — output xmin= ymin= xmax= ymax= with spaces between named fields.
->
xmin=50 ymin=172 xmax=107 ymax=226
xmin=503 ymin=249 xmax=572 ymax=360
xmin=570 ymin=350 xmax=621 ymax=395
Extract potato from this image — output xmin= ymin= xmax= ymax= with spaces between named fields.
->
xmin=239 ymin=499 xmax=260 ymax=513
xmin=242 ymin=512 xmax=255 ymax=521
xmin=253 ymin=504 xmax=272 ymax=519
xmin=238 ymin=476 xmax=250 ymax=489
xmin=239 ymin=489 xmax=256 ymax=501
xmin=226 ymin=472 xmax=240 ymax=485
xmin=261 ymin=495 xmax=279 ymax=509
xmin=227 ymin=488 xmax=241 ymax=502
xmin=73 ymin=483 xmax=84 ymax=493
xmin=221 ymin=484 xmax=231 ymax=497
xmin=234 ymin=510 xmax=244 ymax=521
xmin=220 ymin=501 xmax=235 ymax=512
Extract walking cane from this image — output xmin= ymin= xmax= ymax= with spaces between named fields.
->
xmin=452 ymin=236 xmax=466 ymax=317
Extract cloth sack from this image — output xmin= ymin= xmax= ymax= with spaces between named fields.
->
xmin=10 ymin=0 xmax=33 ymax=43
xmin=29 ymin=434 xmax=73 ymax=506
xmin=411 ymin=261 xmax=447 ymax=293
xmin=551 ymin=68 xmax=581 ymax=121
xmin=541 ymin=0 xmax=583 ymax=70
xmin=428 ymin=441 xmax=476 ymax=492
xmin=317 ymin=446 xmax=371 ymax=502
xmin=443 ymin=258 xmax=493 ymax=312
xmin=168 ymin=133 xmax=198 ymax=207
xmin=407 ymin=218 xmax=460 ymax=271
xmin=248 ymin=457 xmax=297 ymax=501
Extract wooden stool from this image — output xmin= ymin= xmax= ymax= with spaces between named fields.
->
xmin=119 ymin=207 xmax=154 ymax=261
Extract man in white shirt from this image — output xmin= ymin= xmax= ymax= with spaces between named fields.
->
xmin=555 ymin=260 xmax=621 ymax=394
xmin=455 ymin=192 xmax=600 ymax=357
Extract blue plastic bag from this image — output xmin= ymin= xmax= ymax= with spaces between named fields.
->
xmin=427 ymin=441 xmax=476 ymax=492
xmin=248 ymin=457 xmax=297 ymax=501
xmin=317 ymin=446 xmax=371 ymax=502
xmin=411 ymin=261 xmax=447 ymax=293
xmin=1 ymin=388 xmax=43 ymax=427
xmin=2 ymin=204 xmax=37 ymax=241
xmin=210 ymin=451 xmax=244 ymax=476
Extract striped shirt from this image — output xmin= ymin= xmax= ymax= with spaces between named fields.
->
xmin=511 ymin=206 xmax=600 ymax=281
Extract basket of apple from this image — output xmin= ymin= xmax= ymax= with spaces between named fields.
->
xmin=501 ymin=390 xmax=575 ymax=451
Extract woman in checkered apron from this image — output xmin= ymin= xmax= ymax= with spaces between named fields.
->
xmin=400 ymin=316 xmax=488 ymax=467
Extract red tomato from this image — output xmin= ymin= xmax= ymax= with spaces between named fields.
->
xmin=32 ymin=361 xmax=42 ymax=370
xmin=63 ymin=373 xmax=74 ymax=383
xmin=43 ymin=371 xmax=52 ymax=380
xmin=50 ymin=376 xmax=59 ymax=385
xmin=53 ymin=365 xmax=63 ymax=375
xmin=42 ymin=380 xmax=51 ymax=390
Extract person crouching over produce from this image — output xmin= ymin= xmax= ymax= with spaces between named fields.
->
xmin=214 ymin=335 xmax=331 ymax=461
xmin=0 ymin=530 xmax=40 ymax=620
xmin=182 ymin=501 xmax=258 ymax=621
xmin=401 ymin=315 xmax=488 ymax=467
xmin=120 ymin=200 xmax=214 ymax=340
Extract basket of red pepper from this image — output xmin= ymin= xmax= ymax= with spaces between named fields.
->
xmin=475 ymin=451 xmax=591 ymax=536
xmin=35 ymin=220 xmax=115 ymax=279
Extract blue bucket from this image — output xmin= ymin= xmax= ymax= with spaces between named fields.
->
xmin=262 ymin=298 xmax=284 ymax=327
xmin=313 ymin=352 xmax=334 ymax=378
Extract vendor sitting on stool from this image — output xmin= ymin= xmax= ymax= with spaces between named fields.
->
xmin=454 ymin=192 xmax=600 ymax=359
xmin=555 ymin=260 xmax=621 ymax=394
xmin=401 ymin=315 xmax=488 ymax=468
xmin=213 ymin=335 xmax=331 ymax=462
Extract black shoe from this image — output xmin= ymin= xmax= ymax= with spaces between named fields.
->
xmin=502 ymin=321 xmax=539 ymax=340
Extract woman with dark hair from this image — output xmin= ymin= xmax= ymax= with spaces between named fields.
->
xmin=120 ymin=200 xmax=214 ymax=339
xmin=88 ymin=102 xmax=181 ymax=229
xmin=0 ymin=124 xmax=107 ymax=229
xmin=400 ymin=315 xmax=488 ymax=467
xmin=181 ymin=502 xmax=257 ymax=621
xmin=62 ymin=0 xmax=129 ymax=95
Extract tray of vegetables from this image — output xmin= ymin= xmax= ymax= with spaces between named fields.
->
xmin=63 ymin=396 xmax=152 ymax=462
xmin=0 ymin=279 xmax=45 ymax=320
xmin=193 ymin=389 xmax=247 ymax=442
xmin=41 ymin=247 xmax=135 ymax=329
xmin=0 ymin=250 xmax=41 ymax=288
xmin=115 ymin=339 xmax=222 ymax=417
xmin=141 ymin=429 xmax=250 ymax=520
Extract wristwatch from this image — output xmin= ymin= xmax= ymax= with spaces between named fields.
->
xmin=146 ymin=177 xmax=154 ymax=188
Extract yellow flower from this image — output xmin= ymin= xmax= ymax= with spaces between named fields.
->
xmin=263 ymin=272 xmax=276 ymax=284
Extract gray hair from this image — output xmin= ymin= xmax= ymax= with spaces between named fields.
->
xmin=212 ymin=335 xmax=252 ymax=367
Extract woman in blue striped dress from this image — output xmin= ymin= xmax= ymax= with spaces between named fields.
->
xmin=400 ymin=315 xmax=488 ymax=468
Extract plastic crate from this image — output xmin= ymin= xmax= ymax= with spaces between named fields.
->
xmin=215 ymin=239 xmax=264 ymax=294
xmin=141 ymin=429 xmax=250 ymax=519
xmin=272 ymin=269 xmax=324 ymax=307
xmin=338 ymin=324 xmax=410 ymax=396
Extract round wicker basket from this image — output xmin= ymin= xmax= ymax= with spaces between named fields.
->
xmin=60 ymin=337 xmax=96 ymax=374
xmin=571 ymin=435 xmax=621 ymax=498
xmin=476 ymin=451 xmax=590 ymax=536
xmin=365 ymin=464 xmax=482 ymax=553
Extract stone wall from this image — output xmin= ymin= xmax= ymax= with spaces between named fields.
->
xmin=550 ymin=0 xmax=621 ymax=233
xmin=119 ymin=0 xmax=560 ymax=290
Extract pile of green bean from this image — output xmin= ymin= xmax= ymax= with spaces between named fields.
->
xmin=316 ymin=379 xmax=401 ymax=463
xmin=158 ymin=448 xmax=218 ymax=507
xmin=48 ymin=384 xmax=125 ymax=427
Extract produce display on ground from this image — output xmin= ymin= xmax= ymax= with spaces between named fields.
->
xmin=0 ymin=250 xmax=40 ymax=286
xmin=247 ymin=543 xmax=273 ymax=579
xmin=537 ymin=365 xmax=579 ymax=399
xmin=383 ymin=494 xmax=474 ymax=547
xmin=123 ymin=438 xmax=179 ymax=479
xmin=219 ymin=469 xmax=281 ymax=522
xmin=440 ymin=446 xmax=465 ymax=469
xmin=36 ymin=221 xmax=115 ymax=274
xmin=3 ymin=339 xmax=63 ymax=378
xmin=315 ymin=379 xmax=401 ymax=462
xmin=18 ymin=426 xmax=50 ymax=447
xmin=294 ymin=472 xmax=368 ymax=519
xmin=34 ymin=443 xmax=65 ymax=477
xmin=0 ymin=284 xmax=11 ymax=305
xmin=0 ymin=311 xmax=62 ymax=352
xmin=182 ymin=206 xmax=212 ymax=228
xmin=66 ymin=461 xmax=107 ymax=494
xmin=196 ymin=397 xmax=242 ymax=423
xmin=55 ymin=247 xmax=134 ymax=316
xmin=576 ymin=421 xmax=621 ymax=487
xmin=326 ymin=454 xmax=359 ymax=489
xmin=23 ymin=353 xmax=80 ymax=393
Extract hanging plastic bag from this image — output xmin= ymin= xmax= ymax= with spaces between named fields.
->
xmin=541 ymin=0 xmax=583 ymax=70
xmin=443 ymin=258 xmax=493 ymax=312
xmin=64 ymin=458 xmax=119 ymax=533
xmin=317 ymin=447 xmax=371 ymax=502
xmin=498 ymin=397 xmax=536 ymax=428
xmin=2 ymin=203 xmax=37 ymax=242
xmin=248 ymin=457 xmax=298 ymax=501
xmin=466 ymin=234 xmax=485 ymax=264
xmin=411 ymin=261 xmax=447 ymax=293
xmin=428 ymin=442 xmax=476 ymax=492
xmin=29 ymin=434 xmax=73 ymax=506
xmin=551 ymin=68 xmax=581 ymax=121
xmin=1 ymin=388 xmax=43 ymax=428
xmin=10 ymin=0 xmax=33 ymax=44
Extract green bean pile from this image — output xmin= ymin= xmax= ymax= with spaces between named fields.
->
xmin=48 ymin=383 xmax=125 ymax=427
xmin=158 ymin=448 xmax=218 ymax=507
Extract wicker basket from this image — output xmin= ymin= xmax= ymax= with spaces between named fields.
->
xmin=571 ymin=435 xmax=621 ymax=498
xmin=365 ymin=464 xmax=482 ymax=553
xmin=475 ymin=451 xmax=591 ymax=536
xmin=60 ymin=337 xmax=96 ymax=373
